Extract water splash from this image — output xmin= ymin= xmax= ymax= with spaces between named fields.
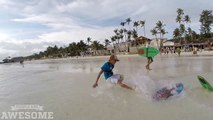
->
xmin=131 ymin=74 xmax=185 ymax=101
xmin=131 ymin=74 xmax=156 ymax=100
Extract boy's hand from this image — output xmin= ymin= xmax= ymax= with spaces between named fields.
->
xmin=93 ymin=83 xmax=98 ymax=88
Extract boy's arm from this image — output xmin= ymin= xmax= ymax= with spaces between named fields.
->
xmin=93 ymin=70 xmax=103 ymax=88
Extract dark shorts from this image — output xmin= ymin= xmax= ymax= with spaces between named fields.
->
xmin=147 ymin=57 xmax=153 ymax=62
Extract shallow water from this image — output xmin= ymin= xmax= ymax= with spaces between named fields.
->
xmin=0 ymin=55 xmax=213 ymax=120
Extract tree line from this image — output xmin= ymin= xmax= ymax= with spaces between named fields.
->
xmin=173 ymin=8 xmax=213 ymax=44
xmin=25 ymin=39 xmax=105 ymax=60
xmin=25 ymin=8 xmax=213 ymax=60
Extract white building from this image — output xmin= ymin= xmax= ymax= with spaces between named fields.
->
xmin=163 ymin=41 xmax=175 ymax=46
xmin=151 ymin=38 xmax=174 ymax=48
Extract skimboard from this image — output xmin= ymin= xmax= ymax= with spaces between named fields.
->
xmin=197 ymin=75 xmax=213 ymax=92
xmin=138 ymin=47 xmax=159 ymax=57
xmin=153 ymin=83 xmax=184 ymax=101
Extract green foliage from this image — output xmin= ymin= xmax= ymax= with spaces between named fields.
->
xmin=173 ymin=28 xmax=180 ymax=39
xmin=199 ymin=10 xmax=213 ymax=37
xmin=91 ymin=41 xmax=105 ymax=50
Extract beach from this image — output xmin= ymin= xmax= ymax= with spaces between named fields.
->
xmin=0 ymin=53 xmax=213 ymax=120
xmin=1 ymin=0 xmax=213 ymax=119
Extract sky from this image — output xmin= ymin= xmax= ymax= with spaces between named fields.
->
xmin=0 ymin=0 xmax=213 ymax=60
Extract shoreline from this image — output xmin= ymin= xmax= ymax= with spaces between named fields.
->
xmin=28 ymin=51 xmax=213 ymax=62
xmin=1 ymin=51 xmax=212 ymax=64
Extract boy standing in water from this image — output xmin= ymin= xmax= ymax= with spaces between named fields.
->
xmin=93 ymin=55 xmax=134 ymax=90
xmin=145 ymin=40 xmax=153 ymax=70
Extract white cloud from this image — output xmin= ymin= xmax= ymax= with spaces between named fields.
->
xmin=0 ymin=32 xmax=10 ymax=41
xmin=36 ymin=26 xmax=115 ymax=44
xmin=12 ymin=14 xmax=81 ymax=30
xmin=0 ymin=26 xmax=115 ymax=60
xmin=0 ymin=0 xmax=213 ymax=60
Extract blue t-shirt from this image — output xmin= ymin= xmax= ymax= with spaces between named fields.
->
xmin=101 ymin=62 xmax=114 ymax=79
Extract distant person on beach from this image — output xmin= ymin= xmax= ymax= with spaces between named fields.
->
xmin=159 ymin=47 xmax=163 ymax=55
xmin=20 ymin=61 xmax=24 ymax=68
xmin=176 ymin=47 xmax=181 ymax=56
xmin=145 ymin=41 xmax=153 ymax=70
xmin=193 ymin=46 xmax=198 ymax=55
xmin=93 ymin=55 xmax=134 ymax=90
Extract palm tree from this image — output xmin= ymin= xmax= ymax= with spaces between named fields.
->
xmin=126 ymin=30 xmax=132 ymax=52
xmin=153 ymin=21 xmax=167 ymax=48
xmin=127 ymin=30 xmax=132 ymax=42
xmin=77 ymin=40 xmax=88 ymax=53
xmin=111 ymin=35 xmax=120 ymax=52
xmin=184 ymin=15 xmax=191 ymax=42
xmin=199 ymin=10 xmax=213 ymax=37
xmin=46 ymin=46 xmax=53 ymax=57
xmin=123 ymin=28 xmax=128 ymax=42
xmin=192 ymin=31 xmax=198 ymax=40
xmin=132 ymin=29 xmax=138 ymax=46
xmin=119 ymin=29 xmax=125 ymax=44
xmin=176 ymin=8 xmax=184 ymax=23
xmin=91 ymin=41 xmax=100 ymax=50
xmin=86 ymin=37 xmax=92 ymax=55
xmin=155 ymin=21 xmax=166 ymax=38
xmin=133 ymin=21 xmax=139 ymax=32
xmin=119 ymin=34 xmax=124 ymax=41
xmin=120 ymin=22 xmax=125 ymax=27
xmin=87 ymin=37 xmax=91 ymax=46
xmin=114 ymin=29 xmax=119 ymax=35
xmin=173 ymin=28 xmax=181 ymax=39
xmin=151 ymin=28 xmax=158 ymax=48
xmin=160 ymin=29 xmax=167 ymax=47
xmin=176 ymin=8 xmax=189 ymax=45
xmin=123 ymin=28 xmax=127 ymax=34
xmin=179 ymin=24 xmax=185 ymax=37
xmin=150 ymin=29 xmax=157 ymax=39
xmin=53 ymin=45 xmax=59 ymax=54
xmin=179 ymin=24 xmax=185 ymax=44
xmin=120 ymin=22 xmax=126 ymax=41
xmin=113 ymin=28 xmax=121 ymax=46
xmin=187 ymin=27 xmax=193 ymax=41
xmin=91 ymin=41 xmax=101 ymax=55
xmin=119 ymin=29 xmax=124 ymax=35
xmin=126 ymin=17 xmax=132 ymax=30
xmin=176 ymin=15 xmax=182 ymax=24
xmin=110 ymin=36 xmax=117 ymax=52
xmin=104 ymin=39 xmax=111 ymax=47
xmin=113 ymin=34 xmax=119 ymax=44
xmin=68 ymin=42 xmax=78 ymax=56
xmin=184 ymin=15 xmax=191 ymax=24
xmin=110 ymin=36 xmax=116 ymax=47
xmin=139 ymin=20 xmax=146 ymax=36
xmin=160 ymin=29 xmax=167 ymax=39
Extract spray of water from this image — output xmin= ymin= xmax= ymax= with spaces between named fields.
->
xmin=130 ymin=73 xmax=185 ymax=101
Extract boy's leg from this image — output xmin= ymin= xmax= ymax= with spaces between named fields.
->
xmin=149 ymin=57 xmax=153 ymax=64
xmin=146 ymin=57 xmax=150 ymax=70
xmin=117 ymin=75 xmax=134 ymax=90
xmin=147 ymin=57 xmax=152 ymax=70
xmin=117 ymin=80 xmax=134 ymax=90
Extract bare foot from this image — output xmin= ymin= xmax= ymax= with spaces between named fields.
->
xmin=148 ymin=68 xmax=152 ymax=70
xmin=131 ymin=85 xmax=137 ymax=91
xmin=145 ymin=65 xmax=149 ymax=70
